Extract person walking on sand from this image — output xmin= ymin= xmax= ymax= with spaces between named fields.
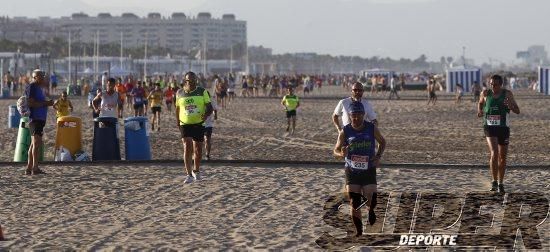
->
xmin=115 ymin=78 xmax=127 ymax=119
xmin=176 ymin=71 xmax=213 ymax=184
xmin=281 ymin=86 xmax=300 ymax=135
xmin=427 ymin=79 xmax=437 ymax=105
xmin=53 ymin=91 xmax=74 ymax=118
xmin=477 ymin=74 xmax=520 ymax=194
xmin=26 ymin=69 xmax=54 ymax=175
xmin=388 ymin=76 xmax=400 ymax=100
xmin=472 ymin=81 xmax=481 ymax=103
xmin=333 ymin=101 xmax=386 ymax=237
xmin=147 ymin=83 xmax=163 ymax=131
xmin=333 ymin=82 xmax=377 ymax=132
xmin=455 ymin=83 xmax=464 ymax=104
xmin=130 ymin=81 xmax=146 ymax=116
xmin=204 ymin=91 xmax=218 ymax=160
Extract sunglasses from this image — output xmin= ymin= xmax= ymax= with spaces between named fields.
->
xmin=352 ymin=89 xmax=364 ymax=92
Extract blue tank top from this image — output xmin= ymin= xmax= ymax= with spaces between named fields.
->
xmin=28 ymin=83 xmax=48 ymax=121
xmin=344 ymin=121 xmax=376 ymax=170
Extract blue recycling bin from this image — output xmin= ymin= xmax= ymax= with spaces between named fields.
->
xmin=8 ymin=105 xmax=21 ymax=128
xmin=92 ymin=117 xmax=120 ymax=161
xmin=1 ymin=88 xmax=9 ymax=98
xmin=124 ymin=117 xmax=151 ymax=160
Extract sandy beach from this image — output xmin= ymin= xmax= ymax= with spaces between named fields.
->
xmin=0 ymin=86 xmax=549 ymax=250
xmin=0 ymin=87 xmax=548 ymax=165
xmin=0 ymin=162 xmax=548 ymax=250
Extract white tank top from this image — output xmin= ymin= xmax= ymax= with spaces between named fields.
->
xmin=100 ymin=91 xmax=118 ymax=117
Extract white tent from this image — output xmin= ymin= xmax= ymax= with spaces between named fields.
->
xmin=538 ymin=66 xmax=549 ymax=95
xmin=109 ymin=65 xmax=133 ymax=76
xmin=446 ymin=67 xmax=482 ymax=93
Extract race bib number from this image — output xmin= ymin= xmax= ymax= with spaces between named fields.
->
xmin=135 ymin=97 xmax=142 ymax=103
xmin=487 ymin=115 xmax=501 ymax=126
xmin=350 ymin=155 xmax=369 ymax=170
xmin=185 ymin=105 xmax=198 ymax=114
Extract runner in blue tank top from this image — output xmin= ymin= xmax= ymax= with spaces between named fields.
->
xmin=333 ymin=101 xmax=386 ymax=237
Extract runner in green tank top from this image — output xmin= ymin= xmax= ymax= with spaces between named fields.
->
xmin=477 ymin=75 xmax=520 ymax=193
xmin=281 ymin=86 xmax=300 ymax=135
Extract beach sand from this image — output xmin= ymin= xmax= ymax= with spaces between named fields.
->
xmin=0 ymin=163 xmax=548 ymax=250
xmin=0 ymin=87 xmax=549 ymax=250
xmin=0 ymin=87 xmax=548 ymax=165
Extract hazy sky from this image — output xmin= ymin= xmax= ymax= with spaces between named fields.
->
xmin=1 ymin=0 xmax=548 ymax=64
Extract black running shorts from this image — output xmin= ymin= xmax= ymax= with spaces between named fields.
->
xmin=286 ymin=110 xmax=297 ymax=118
xmin=151 ymin=106 xmax=161 ymax=113
xmin=179 ymin=123 xmax=205 ymax=142
xmin=484 ymin=126 xmax=510 ymax=145
xmin=345 ymin=167 xmax=377 ymax=186
xmin=29 ymin=120 xmax=46 ymax=136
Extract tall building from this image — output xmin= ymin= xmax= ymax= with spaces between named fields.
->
xmin=0 ymin=12 xmax=247 ymax=53
xmin=516 ymin=45 xmax=548 ymax=66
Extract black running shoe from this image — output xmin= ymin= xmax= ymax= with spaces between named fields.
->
xmin=490 ymin=181 xmax=498 ymax=192
xmin=498 ymin=184 xmax=505 ymax=194
xmin=368 ymin=209 xmax=376 ymax=225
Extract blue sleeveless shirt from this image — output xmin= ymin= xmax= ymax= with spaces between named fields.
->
xmin=343 ymin=121 xmax=376 ymax=171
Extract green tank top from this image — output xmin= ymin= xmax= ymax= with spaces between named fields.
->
xmin=282 ymin=95 xmax=299 ymax=111
xmin=176 ymin=87 xmax=211 ymax=125
xmin=483 ymin=89 xmax=510 ymax=127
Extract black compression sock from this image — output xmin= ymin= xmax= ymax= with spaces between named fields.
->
xmin=352 ymin=216 xmax=363 ymax=236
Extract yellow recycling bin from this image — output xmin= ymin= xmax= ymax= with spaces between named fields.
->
xmin=55 ymin=116 xmax=82 ymax=158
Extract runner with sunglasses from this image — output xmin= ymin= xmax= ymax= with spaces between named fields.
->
xmin=333 ymin=82 xmax=378 ymax=132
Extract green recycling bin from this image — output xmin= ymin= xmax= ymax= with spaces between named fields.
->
xmin=14 ymin=117 xmax=44 ymax=162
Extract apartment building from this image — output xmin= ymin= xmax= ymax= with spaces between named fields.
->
xmin=0 ymin=12 xmax=247 ymax=52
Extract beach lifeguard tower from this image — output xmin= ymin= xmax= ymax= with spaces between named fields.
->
xmin=446 ymin=67 xmax=482 ymax=93
xmin=538 ymin=66 xmax=549 ymax=95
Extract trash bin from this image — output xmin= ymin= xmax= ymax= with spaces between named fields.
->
xmin=92 ymin=116 xmax=120 ymax=161
xmin=1 ymin=88 xmax=9 ymax=98
xmin=8 ymin=105 xmax=21 ymax=128
xmin=124 ymin=117 xmax=151 ymax=160
xmin=75 ymin=85 xmax=82 ymax=96
xmin=55 ymin=116 xmax=82 ymax=158
xmin=14 ymin=117 xmax=44 ymax=162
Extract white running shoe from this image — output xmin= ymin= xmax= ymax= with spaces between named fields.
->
xmin=184 ymin=175 xmax=195 ymax=184
xmin=192 ymin=171 xmax=201 ymax=181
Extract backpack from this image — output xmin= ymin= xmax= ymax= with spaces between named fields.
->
xmin=17 ymin=84 xmax=31 ymax=117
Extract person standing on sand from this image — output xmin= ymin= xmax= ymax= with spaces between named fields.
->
xmin=333 ymin=82 xmax=378 ymax=132
xmin=92 ymin=78 xmax=119 ymax=118
xmin=281 ymin=86 xmax=300 ymax=135
xmin=333 ymin=101 xmax=386 ymax=237
xmin=53 ymin=91 xmax=74 ymax=118
xmin=26 ymin=69 xmax=54 ymax=175
xmin=427 ymin=79 xmax=437 ymax=105
xmin=477 ymin=74 xmax=520 ymax=194
xmin=176 ymin=71 xmax=213 ymax=184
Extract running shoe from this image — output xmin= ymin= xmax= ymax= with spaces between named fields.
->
xmin=184 ymin=175 xmax=195 ymax=184
xmin=498 ymin=184 xmax=505 ymax=194
xmin=192 ymin=171 xmax=201 ymax=181
xmin=368 ymin=209 xmax=376 ymax=225
xmin=490 ymin=181 xmax=498 ymax=192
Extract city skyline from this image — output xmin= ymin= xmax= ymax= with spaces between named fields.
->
xmin=0 ymin=0 xmax=548 ymax=65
